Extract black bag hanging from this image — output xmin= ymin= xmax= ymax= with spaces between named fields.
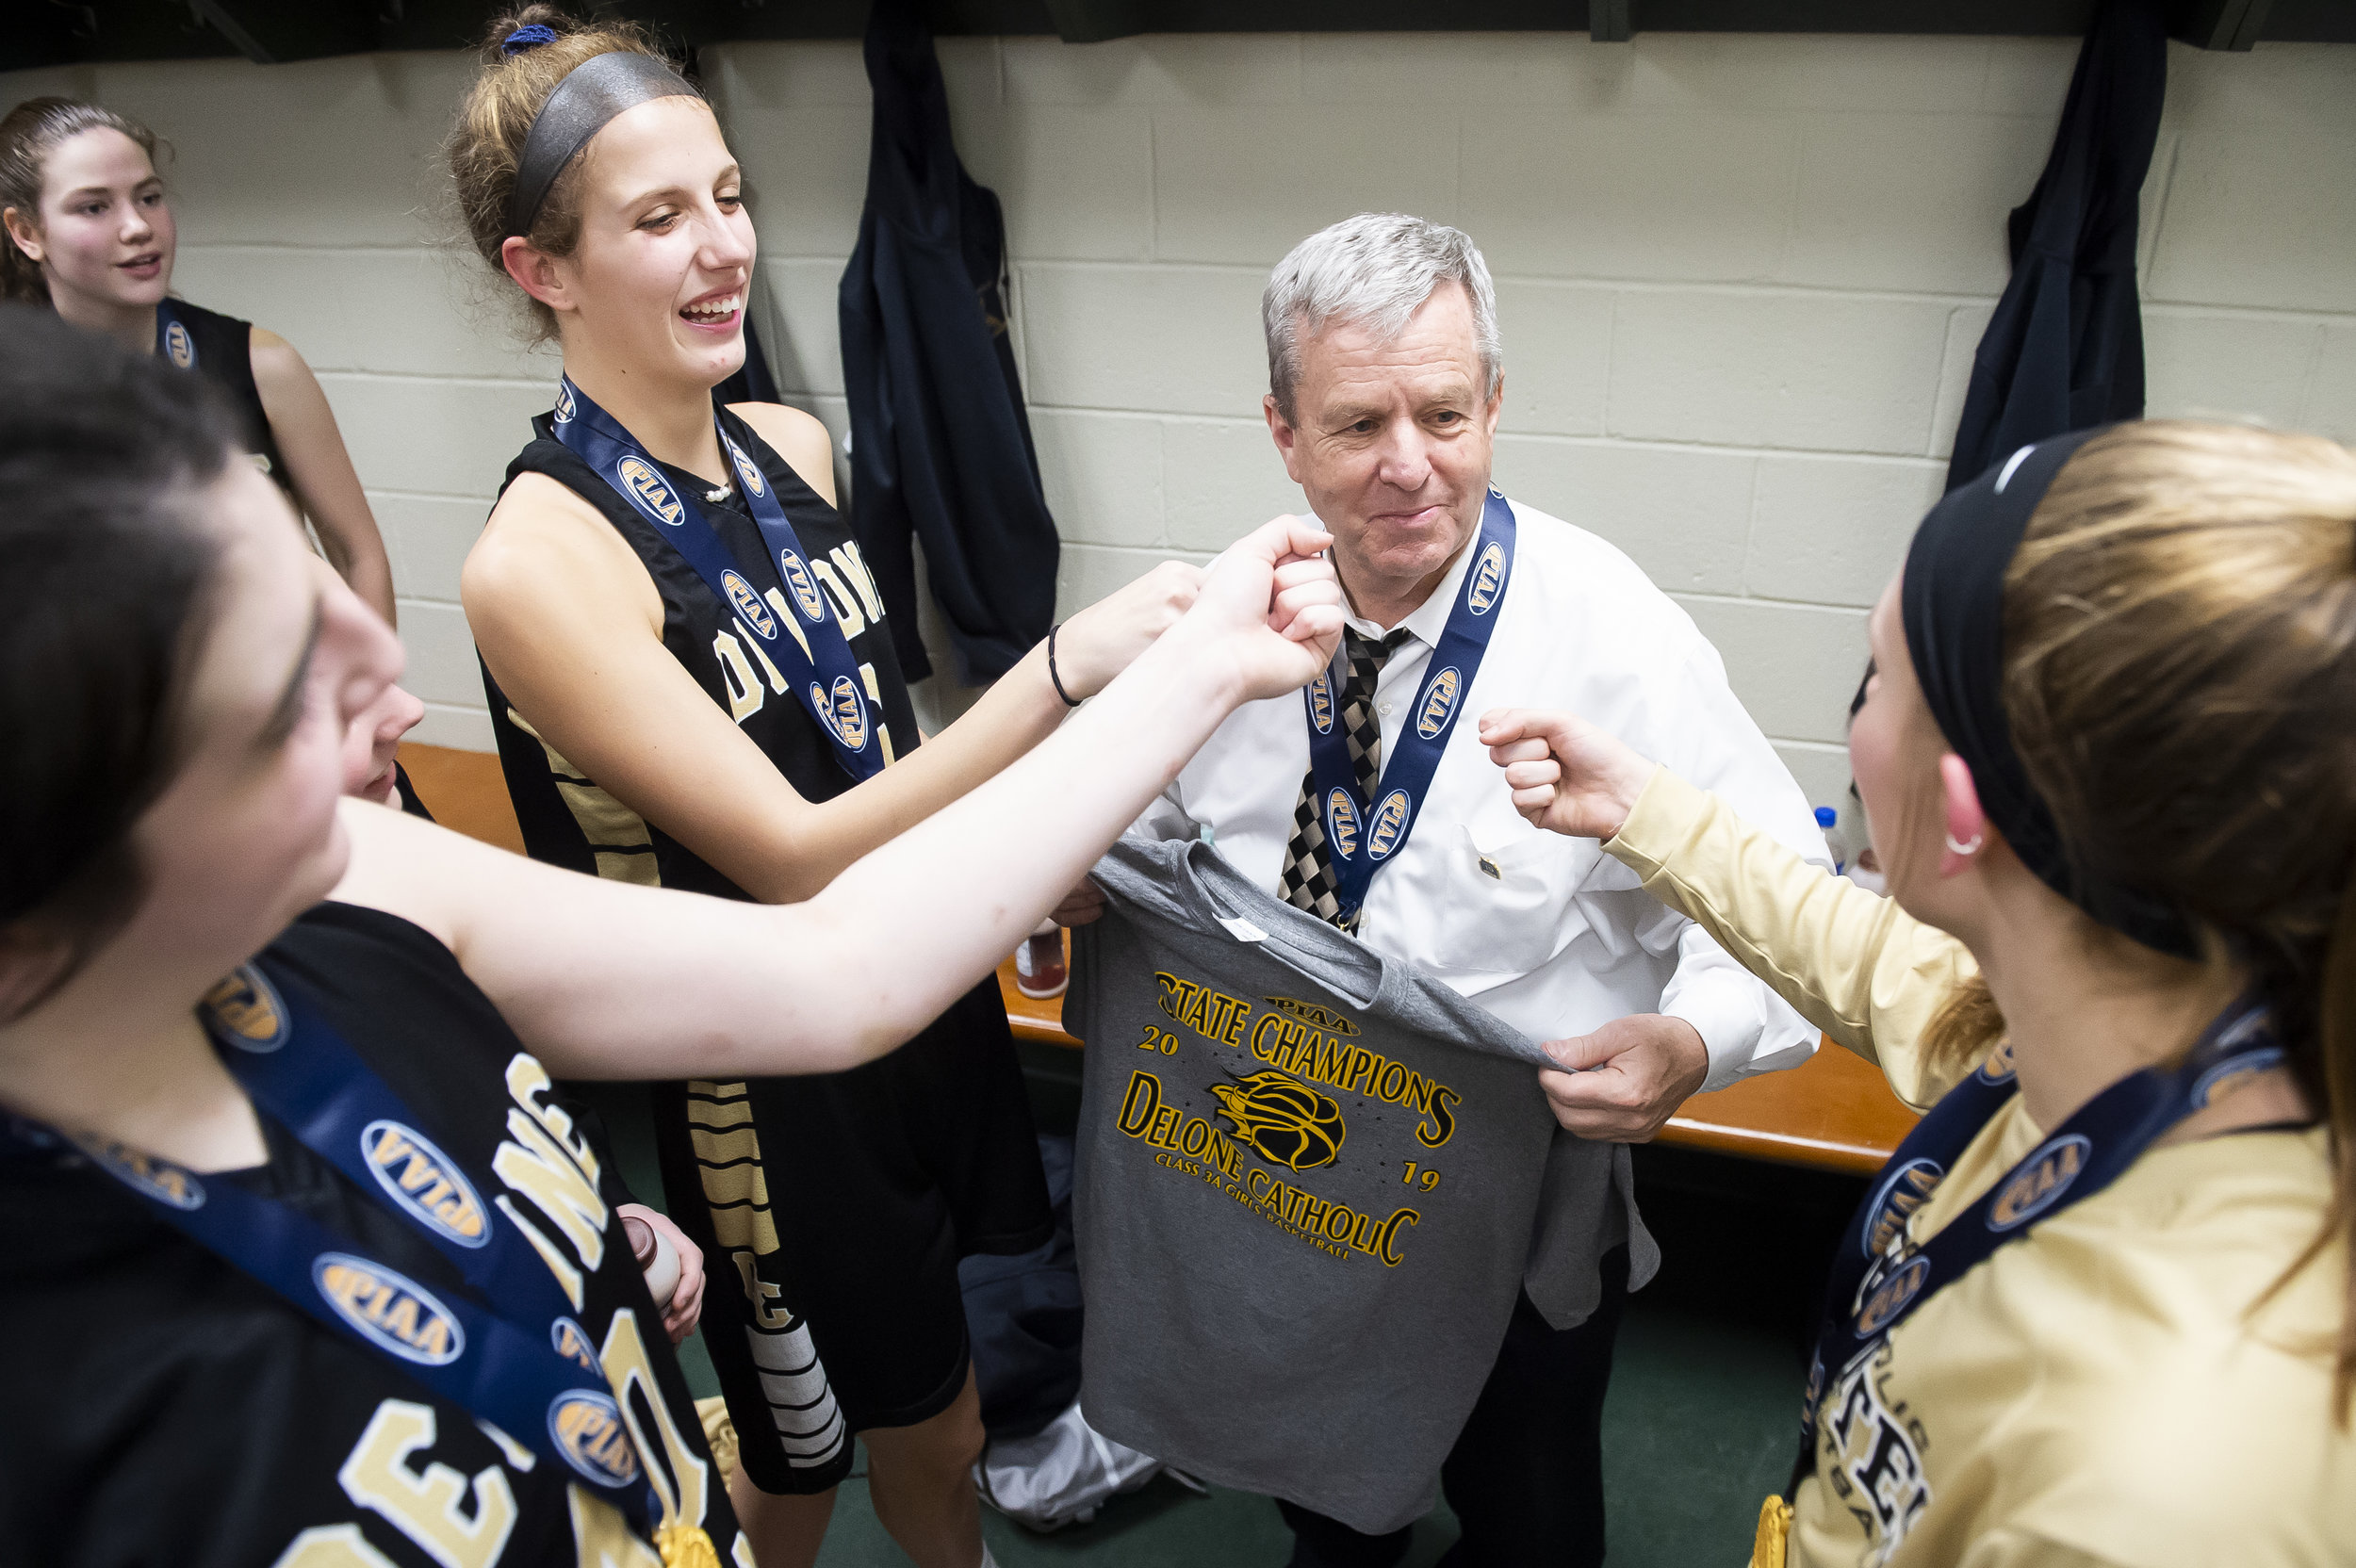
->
xmin=1944 ymin=0 xmax=2167 ymax=492
xmin=838 ymin=0 xmax=1059 ymax=684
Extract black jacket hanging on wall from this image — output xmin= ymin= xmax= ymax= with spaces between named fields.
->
xmin=1945 ymin=0 xmax=2166 ymax=492
xmin=839 ymin=0 xmax=1058 ymax=684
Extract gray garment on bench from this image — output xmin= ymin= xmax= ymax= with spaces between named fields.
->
xmin=1068 ymin=834 xmax=1653 ymax=1534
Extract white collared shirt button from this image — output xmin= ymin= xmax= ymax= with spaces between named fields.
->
xmin=1379 ymin=702 xmax=1393 ymax=716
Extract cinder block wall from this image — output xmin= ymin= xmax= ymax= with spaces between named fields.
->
xmin=6 ymin=36 xmax=2352 ymax=803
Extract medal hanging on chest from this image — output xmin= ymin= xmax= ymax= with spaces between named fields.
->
xmin=1 ymin=957 xmax=720 ymax=1557
xmin=1790 ymin=996 xmax=2285 ymax=1506
xmin=1301 ymin=488 xmax=1516 ymax=928
xmin=553 ymin=376 xmax=883 ymax=782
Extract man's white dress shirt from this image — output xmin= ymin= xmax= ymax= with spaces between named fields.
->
xmin=1137 ymin=496 xmax=1828 ymax=1091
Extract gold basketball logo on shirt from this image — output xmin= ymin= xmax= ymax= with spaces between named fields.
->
xmin=313 ymin=1254 xmax=465 ymax=1365
xmin=730 ymin=441 xmax=768 ymax=498
xmin=1366 ymin=790 xmax=1412 ymax=860
xmin=202 ymin=965 xmax=288 ymax=1052
xmin=777 ymin=549 xmax=828 ymax=622
xmin=1308 ymin=671 xmax=1336 ymax=733
xmin=1211 ymin=1070 xmax=1347 ymax=1173
xmin=1987 ymin=1133 xmax=2090 ymax=1232
xmin=616 ymin=456 xmax=684 ymax=527
xmin=1415 ymin=667 xmax=1462 ymax=740
xmin=1852 ymin=1254 xmax=1931 ymax=1335
xmin=361 ymin=1120 xmax=490 ymax=1249
xmin=1466 ymin=542 xmax=1507 ymax=615
xmin=1325 ymin=789 xmax=1360 ymax=858
xmin=723 ymin=570 xmax=777 ymax=640
xmin=549 ymin=1389 xmax=642 ymax=1487
xmin=163 ymin=319 xmax=195 ymax=369
xmin=550 ymin=1316 xmax=599 ymax=1374
xmin=810 ymin=676 xmax=868 ymax=751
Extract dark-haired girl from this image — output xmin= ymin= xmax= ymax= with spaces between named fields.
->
xmin=1 ymin=95 xmax=397 ymax=625
xmin=443 ymin=15 xmax=1208 ymax=1566
xmin=0 ymin=303 xmax=1340 ymax=1567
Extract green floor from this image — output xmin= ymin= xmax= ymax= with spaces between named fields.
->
xmin=573 ymin=1079 xmax=1857 ymax=1568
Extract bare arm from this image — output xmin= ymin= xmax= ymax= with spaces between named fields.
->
xmin=337 ymin=515 xmax=1343 ymax=1079
xmin=249 ymin=328 xmax=398 ymax=628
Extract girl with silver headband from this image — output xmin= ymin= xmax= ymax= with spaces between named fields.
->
xmin=446 ymin=12 xmax=1207 ymax=1567
xmin=0 ymin=306 xmax=1339 ymax=1566
xmin=1483 ymin=420 xmax=2356 ymax=1566
xmin=0 ymin=96 xmax=399 ymax=628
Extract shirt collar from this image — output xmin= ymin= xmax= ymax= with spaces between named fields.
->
xmin=1338 ymin=505 xmax=1493 ymax=651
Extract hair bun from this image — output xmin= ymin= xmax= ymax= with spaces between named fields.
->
xmin=501 ymin=23 xmax=559 ymax=56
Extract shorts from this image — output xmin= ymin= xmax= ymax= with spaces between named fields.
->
xmin=653 ymin=974 xmax=1051 ymax=1495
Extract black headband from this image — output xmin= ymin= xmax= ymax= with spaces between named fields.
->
xmin=507 ymin=50 xmax=697 ymax=239
xmin=1900 ymin=429 xmax=2199 ymax=957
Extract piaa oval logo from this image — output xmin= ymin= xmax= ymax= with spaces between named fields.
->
xmin=1860 ymin=1156 xmax=1942 ymax=1260
xmin=548 ymin=1390 xmax=641 ymax=1488
xmin=552 ymin=381 xmax=577 ymax=424
xmin=812 ymin=677 xmax=868 ymax=751
xmin=1366 ymin=790 xmax=1412 ymax=860
xmin=1466 ymin=542 xmax=1507 ymax=616
xmin=202 ymin=966 xmax=288 ymax=1052
xmin=1987 ymin=1134 xmax=2090 ymax=1232
xmin=2193 ymin=1047 xmax=2285 ymax=1110
xmin=550 ymin=1317 xmax=599 ymax=1374
xmin=1976 ymin=1037 xmax=2018 ymax=1085
xmin=313 ymin=1254 xmax=465 ymax=1366
xmin=361 ymin=1120 xmax=489 ymax=1249
xmin=730 ymin=441 xmax=768 ymax=498
xmin=164 ymin=319 xmax=195 ymax=369
xmin=724 ymin=570 xmax=777 ymax=640
xmin=1415 ymin=667 xmax=1462 ymax=740
xmin=1308 ymin=672 xmax=1335 ymax=734
xmin=1325 ymin=789 xmax=1360 ymax=858
xmin=1853 ymin=1254 xmax=1931 ymax=1335
xmin=77 ymin=1135 xmax=205 ymax=1211
xmin=616 ymin=456 xmax=683 ymax=527
xmin=778 ymin=550 xmax=827 ymax=622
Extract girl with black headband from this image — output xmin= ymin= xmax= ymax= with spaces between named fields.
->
xmin=0 ymin=307 xmax=1338 ymax=1566
xmin=0 ymin=96 xmax=398 ymax=627
xmin=1481 ymin=420 xmax=2356 ymax=1566
xmin=443 ymin=12 xmax=1205 ymax=1567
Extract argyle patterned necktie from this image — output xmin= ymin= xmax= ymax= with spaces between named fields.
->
xmin=1279 ymin=626 xmax=1414 ymax=931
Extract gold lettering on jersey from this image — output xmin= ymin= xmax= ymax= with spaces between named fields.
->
xmin=827 ymin=543 xmax=887 ymax=623
xmin=599 ymin=1309 xmax=711 ymax=1532
xmin=566 ymin=1486 xmax=665 ymax=1568
xmin=1818 ymin=1343 xmax=1931 ymax=1557
xmin=270 ymin=1523 xmax=401 ymax=1568
xmin=336 ymin=1399 xmax=518 ymax=1568
xmin=490 ymin=1055 xmax=608 ymax=1283
xmin=809 ymin=557 xmax=866 ymax=639
xmin=497 ymin=1196 xmax=586 ymax=1312
xmin=712 ymin=629 xmax=763 ymax=724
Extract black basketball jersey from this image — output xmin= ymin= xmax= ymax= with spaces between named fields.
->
xmin=486 ymin=406 xmax=918 ymax=899
xmin=160 ymin=297 xmax=294 ymax=495
xmin=0 ymin=903 xmax=743 ymax=1567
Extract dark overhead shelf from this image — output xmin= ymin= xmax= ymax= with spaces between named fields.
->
xmin=8 ymin=0 xmax=2338 ymax=72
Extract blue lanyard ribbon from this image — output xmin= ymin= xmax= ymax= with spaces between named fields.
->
xmin=1797 ymin=996 xmax=2285 ymax=1469
xmin=155 ymin=300 xmax=197 ymax=370
xmin=1302 ymin=488 xmax=1515 ymax=927
xmin=551 ymin=376 xmax=883 ymax=781
xmin=2 ymin=959 xmax=657 ymax=1528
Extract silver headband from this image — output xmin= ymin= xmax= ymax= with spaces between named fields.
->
xmin=507 ymin=51 xmax=697 ymax=239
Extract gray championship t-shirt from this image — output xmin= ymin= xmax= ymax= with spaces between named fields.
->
xmin=1069 ymin=835 xmax=1637 ymax=1532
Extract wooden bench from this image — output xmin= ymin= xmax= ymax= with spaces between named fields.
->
xmin=401 ymin=741 xmax=1919 ymax=1179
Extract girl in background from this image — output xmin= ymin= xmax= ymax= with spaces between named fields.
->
xmin=1 ymin=95 xmax=397 ymax=626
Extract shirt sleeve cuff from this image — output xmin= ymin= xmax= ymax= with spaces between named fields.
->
xmin=1662 ymin=979 xmax=1771 ymax=1094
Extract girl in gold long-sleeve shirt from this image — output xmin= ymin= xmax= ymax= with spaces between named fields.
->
xmin=1482 ymin=421 xmax=2356 ymax=1568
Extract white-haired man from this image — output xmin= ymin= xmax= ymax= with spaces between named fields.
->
xmin=1071 ymin=213 xmax=1827 ymax=1567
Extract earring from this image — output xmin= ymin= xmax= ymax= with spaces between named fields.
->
xmin=1944 ymin=831 xmax=1984 ymax=857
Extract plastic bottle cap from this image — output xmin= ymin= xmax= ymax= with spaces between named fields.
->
xmin=1814 ymin=807 xmax=1839 ymax=828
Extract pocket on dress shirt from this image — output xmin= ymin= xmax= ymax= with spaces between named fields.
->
xmin=1420 ymin=822 xmax=1597 ymax=976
